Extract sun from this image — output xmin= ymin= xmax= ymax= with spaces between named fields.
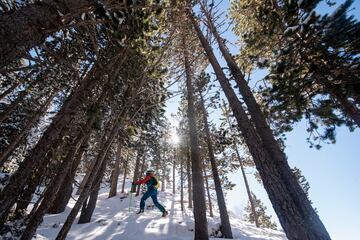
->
xmin=170 ymin=131 xmax=180 ymax=144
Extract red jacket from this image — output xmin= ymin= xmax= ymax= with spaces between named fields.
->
xmin=134 ymin=175 xmax=152 ymax=185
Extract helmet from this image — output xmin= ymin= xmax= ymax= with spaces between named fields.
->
xmin=146 ymin=170 xmax=155 ymax=175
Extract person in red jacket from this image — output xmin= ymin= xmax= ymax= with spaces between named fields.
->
xmin=132 ymin=170 xmax=168 ymax=217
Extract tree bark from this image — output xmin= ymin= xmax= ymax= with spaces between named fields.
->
xmin=183 ymin=34 xmax=209 ymax=240
xmin=200 ymin=93 xmax=232 ymax=238
xmin=14 ymin=166 xmax=47 ymax=217
xmin=136 ymin=155 xmax=146 ymax=197
xmin=48 ymin=132 xmax=90 ymax=214
xmin=78 ymin=152 xmax=108 ymax=224
xmin=186 ymin=144 xmax=192 ymax=209
xmin=173 ymin=158 xmax=176 ymax=194
xmin=131 ymin=145 xmax=144 ymax=193
xmin=0 ymin=0 xmax=94 ymax=67
xmin=0 ymin=48 xmax=125 ymax=226
xmin=189 ymin=10 xmax=330 ymax=240
xmin=109 ymin=143 xmax=122 ymax=198
xmin=19 ymin=124 xmax=93 ymax=240
xmin=203 ymin=164 xmax=213 ymax=218
xmin=121 ymin=157 xmax=128 ymax=193
xmin=0 ymin=63 xmax=98 ymax=225
xmin=55 ymin=113 xmax=124 ymax=240
xmin=14 ymin=127 xmax=68 ymax=216
xmin=180 ymin=153 xmax=184 ymax=212
xmin=222 ymin=102 xmax=259 ymax=227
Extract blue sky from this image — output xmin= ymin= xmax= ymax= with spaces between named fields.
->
xmin=165 ymin=1 xmax=360 ymax=239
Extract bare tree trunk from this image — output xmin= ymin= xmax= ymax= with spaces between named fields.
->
xmin=55 ymin=113 xmax=124 ymax=240
xmin=19 ymin=125 xmax=93 ymax=240
xmin=121 ymin=157 xmax=128 ymax=194
xmin=200 ymin=93 xmax=232 ymax=237
xmin=173 ymin=158 xmax=176 ymax=194
xmin=0 ymin=62 xmax=101 ymax=225
xmin=183 ymin=34 xmax=209 ymax=240
xmin=48 ymin=132 xmax=90 ymax=214
xmin=234 ymin=145 xmax=259 ymax=227
xmin=0 ymin=0 xmax=94 ymax=67
xmin=136 ymin=155 xmax=146 ymax=197
xmin=203 ymin=164 xmax=213 ymax=218
xmin=186 ymin=145 xmax=192 ymax=209
xmin=161 ymin=171 xmax=165 ymax=192
xmin=189 ymin=10 xmax=330 ymax=240
xmin=78 ymin=152 xmax=108 ymax=224
xmin=180 ymin=154 xmax=184 ymax=212
xmin=14 ymin=127 xmax=68 ymax=215
xmin=131 ymin=145 xmax=143 ymax=193
xmin=109 ymin=143 xmax=122 ymax=198
xmin=222 ymin=102 xmax=259 ymax=227
xmin=14 ymin=169 xmax=46 ymax=217
xmin=76 ymin=158 xmax=95 ymax=195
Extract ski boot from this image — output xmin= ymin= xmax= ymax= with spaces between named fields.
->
xmin=161 ymin=210 xmax=169 ymax=217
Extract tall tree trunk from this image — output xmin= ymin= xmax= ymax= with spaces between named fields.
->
xmin=0 ymin=0 xmax=94 ymax=67
xmin=109 ymin=143 xmax=122 ymax=198
xmin=131 ymin=145 xmax=144 ymax=193
xmin=203 ymin=164 xmax=213 ymax=218
xmin=78 ymin=152 xmax=108 ymax=224
xmin=183 ymin=34 xmax=209 ymax=240
xmin=200 ymin=93 xmax=233 ymax=237
xmin=48 ymin=132 xmax=90 ymax=214
xmin=173 ymin=158 xmax=176 ymax=194
xmin=0 ymin=49 xmax=125 ymax=226
xmin=189 ymin=11 xmax=330 ymax=240
xmin=234 ymin=145 xmax=259 ymax=227
xmin=0 ymin=63 xmax=99 ymax=225
xmin=186 ymin=144 xmax=192 ymax=209
xmin=14 ymin=167 xmax=46 ymax=217
xmin=76 ymin=158 xmax=94 ymax=194
xmin=55 ymin=113 xmax=125 ymax=240
xmin=0 ymin=92 xmax=55 ymax=166
xmin=121 ymin=157 xmax=128 ymax=194
xmin=180 ymin=154 xmax=184 ymax=212
xmin=14 ymin=127 xmax=69 ymax=216
xmin=136 ymin=155 xmax=146 ymax=197
xmin=19 ymin=124 xmax=93 ymax=240
xmin=222 ymin=101 xmax=259 ymax=227
xmin=161 ymin=170 xmax=165 ymax=192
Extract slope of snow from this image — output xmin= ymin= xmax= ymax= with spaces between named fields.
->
xmin=34 ymin=178 xmax=286 ymax=240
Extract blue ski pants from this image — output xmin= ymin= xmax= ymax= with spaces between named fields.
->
xmin=140 ymin=188 xmax=165 ymax=212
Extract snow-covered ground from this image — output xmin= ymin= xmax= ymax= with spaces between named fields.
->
xmin=35 ymin=178 xmax=286 ymax=240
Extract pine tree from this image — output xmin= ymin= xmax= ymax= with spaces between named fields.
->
xmin=244 ymin=193 xmax=277 ymax=230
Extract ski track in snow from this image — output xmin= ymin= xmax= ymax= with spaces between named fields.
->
xmin=35 ymin=178 xmax=287 ymax=240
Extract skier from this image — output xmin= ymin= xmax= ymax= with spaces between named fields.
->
xmin=132 ymin=170 xmax=168 ymax=217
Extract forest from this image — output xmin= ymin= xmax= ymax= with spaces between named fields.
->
xmin=0 ymin=0 xmax=359 ymax=239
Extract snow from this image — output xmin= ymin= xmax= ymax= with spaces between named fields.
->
xmin=297 ymin=0 xmax=305 ymax=8
xmin=284 ymin=26 xmax=299 ymax=35
xmin=32 ymin=178 xmax=286 ymax=240
xmin=301 ymin=10 xmax=316 ymax=25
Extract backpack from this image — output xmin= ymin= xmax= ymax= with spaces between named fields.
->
xmin=153 ymin=176 xmax=160 ymax=189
